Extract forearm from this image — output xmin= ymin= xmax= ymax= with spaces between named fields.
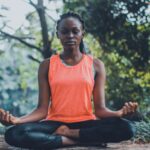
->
xmin=17 ymin=107 xmax=48 ymax=124
xmin=95 ymin=107 xmax=121 ymax=118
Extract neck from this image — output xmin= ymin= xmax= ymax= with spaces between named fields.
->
xmin=62 ymin=48 xmax=82 ymax=60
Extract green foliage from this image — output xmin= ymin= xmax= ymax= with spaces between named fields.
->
xmin=0 ymin=42 xmax=39 ymax=116
xmin=101 ymin=51 xmax=150 ymax=111
xmin=83 ymin=34 xmax=150 ymax=113
xmin=64 ymin=0 xmax=150 ymax=71
xmin=133 ymin=121 xmax=150 ymax=143
xmin=0 ymin=0 xmax=62 ymax=117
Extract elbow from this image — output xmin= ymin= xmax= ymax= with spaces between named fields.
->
xmin=40 ymin=111 xmax=48 ymax=120
xmin=41 ymin=109 xmax=48 ymax=119
xmin=95 ymin=107 xmax=108 ymax=118
xmin=37 ymin=107 xmax=48 ymax=119
xmin=42 ymin=112 xmax=48 ymax=119
xmin=95 ymin=110 xmax=103 ymax=118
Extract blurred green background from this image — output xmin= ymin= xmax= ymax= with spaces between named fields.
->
xmin=0 ymin=0 xmax=150 ymax=137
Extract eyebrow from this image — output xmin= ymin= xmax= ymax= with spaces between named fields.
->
xmin=60 ymin=27 xmax=81 ymax=30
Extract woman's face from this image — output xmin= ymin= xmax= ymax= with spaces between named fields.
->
xmin=57 ymin=17 xmax=84 ymax=50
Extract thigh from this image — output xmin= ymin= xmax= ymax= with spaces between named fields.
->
xmin=38 ymin=120 xmax=63 ymax=133
xmin=67 ymin=117 xmax=126 ymax=129
xmin=28 ymin=120 xmax=63 ymax=133
xmin=6 ymin=120 xmax=63 ymax=135
xmin=5 ymin=121 xmax=63 ymax=149
xmin=76 ymin=117 xmax=134 ymax=143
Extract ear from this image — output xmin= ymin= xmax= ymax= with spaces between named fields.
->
xmin=56 ymin=31 xmax=59 ymax=39
xmin=82 ymin=31 xmax=85 ymax=38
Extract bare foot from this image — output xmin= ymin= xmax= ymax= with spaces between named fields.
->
xmin=55 ymin=125 xmax=80 ymax=139
xmin=55 ymin=125 xmax=70 ymax=136
xmin=61 ymin=136 xmax=79 ymax=146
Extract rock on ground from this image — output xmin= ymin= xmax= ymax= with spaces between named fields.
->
xmin=0 ymin=135 xmax=150 ymax=150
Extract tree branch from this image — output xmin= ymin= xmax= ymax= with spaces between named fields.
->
xmin=27 ymin=55 xmax=41 ymax=63
xmin=18 ymin=36 xmax=35 ymax=40
xmin=50 ymin=31 xmax=55 ymax=43
xmin=46 ymin=13 xmax=57 ymax=23
xmin=28 ymin=0 xmax=37 ymax=9
xmin=0 ymin=30 xmax=42 ymax=52
xmin=36 ymin=0 xmax=52 ymax=58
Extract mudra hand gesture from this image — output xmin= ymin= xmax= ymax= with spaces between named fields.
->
xmin=118 ymin=101 xmax=138 ymax=117
xmin=0 ymin=109 xmax=20 ymax=126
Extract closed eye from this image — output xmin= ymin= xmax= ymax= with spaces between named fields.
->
xmin=60 ymin=28 xmax=81 ymax=35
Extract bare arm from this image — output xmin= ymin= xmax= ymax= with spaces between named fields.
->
xmin=0 ymin=59 xmax=51 ymax=125
xmin=93 ymin=58 xmax=138 ymax=118
xmin=17 ymin=59 xmax=50 ymax=123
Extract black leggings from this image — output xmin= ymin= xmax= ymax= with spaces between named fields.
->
xmin=4 ymin=117 xmax=135 ymax=149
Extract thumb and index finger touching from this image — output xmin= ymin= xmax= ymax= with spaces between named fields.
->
xmin=0 ymin=108 xmax=15 ymax=125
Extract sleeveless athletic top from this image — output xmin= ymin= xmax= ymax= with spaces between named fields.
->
xmin=46 ymin=54 xmax=96 ymax=123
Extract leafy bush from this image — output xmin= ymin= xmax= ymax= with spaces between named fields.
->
xmin=133 ymin=121 xmax=150 ymax=143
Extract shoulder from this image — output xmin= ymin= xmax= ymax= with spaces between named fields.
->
xmin=38 ymin=58 xmax=50 ymax=75
xmin=93 ymin=58 xmax=105 ymax=74
xmin=39 ymin=58 xmax=50 ymax=69
xmin=39 ymin=54 xmax=58 ymax=69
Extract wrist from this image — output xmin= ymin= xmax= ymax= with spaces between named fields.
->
xmin=116 ymin=110 xmax=123 ymax=117
xmin=15 ymin=118 xmax=22 ymax=124
xmin=11 ymin=117 xmax=22 ymax=125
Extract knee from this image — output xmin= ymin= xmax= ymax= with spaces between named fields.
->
xmin=5 ymin=126 xmax=18 ymax=145
xmin=4 ymin=124 xmax=32 ymax=146
xmin=127 ymin=123 xmax=136 ymax=139
xmin=120 ymin=119 xmax=136 ymax=140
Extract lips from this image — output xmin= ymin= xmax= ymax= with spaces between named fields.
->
xmin=65 ymin=41 xmax=76 ymax=45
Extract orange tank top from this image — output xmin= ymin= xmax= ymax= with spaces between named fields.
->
xmin=46 ymin=54 xmax=96 ymax=123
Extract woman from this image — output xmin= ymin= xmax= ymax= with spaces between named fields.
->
xmin=0 ymin=12 xmax=138 ymax=149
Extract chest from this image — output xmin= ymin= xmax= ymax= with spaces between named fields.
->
xmin=50 ymin=65 xmax=94 ymax=88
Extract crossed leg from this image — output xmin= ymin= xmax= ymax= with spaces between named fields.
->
xmin=55 ymin=117 xmax=135 ymax=144
xmin=4 ymin=117 xmax=135 ymax=149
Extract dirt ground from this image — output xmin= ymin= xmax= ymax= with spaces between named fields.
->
xmin=0 ymin=135 xmax=150 ymax=150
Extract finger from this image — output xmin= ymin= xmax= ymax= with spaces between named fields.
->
xmin=6 ymin=111 xmax=10 ymax=122
xmin=125 ymin=102 xmax=132 ymax=113
xmin=10 ymin=115 xmax=16 ymax=124
xmin=4 ymin=111 xmax=9 ymax=121
xmin=0 ymin=109 xmax=5 ymax=112
xmin=128 ymin=102 xmax=134 ymax=113
xmin=1 ymin=110 xmax=6 ymax=120
xmin=134 ymin=102 xmax=138 ymax=110
xmin=6 ymin=111 xmax=8 ymax=122
xmin=0 ymin=109 xmax=4 ymax=119
xmin=130 ymin=102 xmax=138 ymax=111
xmin=128 ymin=102 xmax=135 ymax=112
xmin=9 ymin=113 xmax=12 ymax=122
xmin=0 ymin=108 xmax=4 ymax=112
xmin=123 ymin=106 xmax=127 ymax=115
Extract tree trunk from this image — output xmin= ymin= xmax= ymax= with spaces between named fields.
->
xmin=36 ymin=0 xmax=52 ymax=58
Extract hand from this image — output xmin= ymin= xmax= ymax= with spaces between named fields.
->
xmin=9 ymin=115 xmax=21 ymax=125
xmin=117 ymin=102 xmax=138 ymax=117
xmin=0 ymin=108 xmax=11 ymax=126
xmin=0 ymin=108 xmax=20 ymax=126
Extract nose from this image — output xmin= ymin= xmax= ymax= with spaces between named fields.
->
xmin=67 ymin=32 xmax=74 ymax=38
